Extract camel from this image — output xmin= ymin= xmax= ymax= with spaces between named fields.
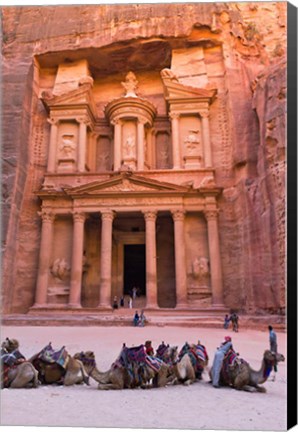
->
xmin=173 ymin=342 xmax=209 ymax=386
xmin=75 ymin=346 xmax=175 ymax=390
xmin=1 ymin=338 xmax=39 ymax=388
xmin=29 ymin=343 xmax=89 ymax=386
xmin=209 ymin=349 xmax=285 ymax=392
xmin=156 ymin=342 xmax=178 ymax=364
xmin=74 ymin=351 xmax=138 ymax=390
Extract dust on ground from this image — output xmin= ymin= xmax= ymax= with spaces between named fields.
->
xmin=0 ymin=325 xmax=287 ymax=431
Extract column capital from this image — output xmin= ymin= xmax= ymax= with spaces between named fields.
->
xmin=101 ymin=210 xmax=115 ymax=221
xmin=47 ymin=118 xmax=59 ymax=126
xmin=38 ymin=210 xmax=55 ymax=223
xmin=72 ymin=211 xmax=86 ymax=223
xmin=111 ymin=118 xmax=122 ymax=126
xmin=137 ymin=117 xmax=147 ymax=126
xmin=204 ymin=209 xmax=219 ymax=221
xmin=76 ymin=116 xmax=90 ymax=126
xmin=143 ymin=210 xmax=157 ymax=221
xmin=169 ymin=112 xmax=180 ymax=120
xmin=200 ymin=110 xmax=210 ymax=119
xmin=171 ymin=209 xmax=185 ymax=222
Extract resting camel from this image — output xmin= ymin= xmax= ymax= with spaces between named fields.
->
xmin=1 ymin=338 xmax=39 ymax=388
xmin=209 ymin=349 xmax=285 ymax=392
xmin=74 ymin=351 xmax=137 ymax=390
xmin=29 ymin=343 xmax=89 ymax=386
xmin=156 ymin=342 xmax=178 ymax=365
xmin=173 ymin=342 xmax=209 ymax=386
xmin=75 ymin=346 xmax=175 ymax=390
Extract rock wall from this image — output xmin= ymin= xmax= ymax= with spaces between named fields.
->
xmin=1 ymin=3 xmax=286 ymax=314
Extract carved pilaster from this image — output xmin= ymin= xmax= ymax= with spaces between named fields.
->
xmin=169 ymin=112 xmax=181 ymax=169
xmin=200 ymin=111 xmax=212 ymax=167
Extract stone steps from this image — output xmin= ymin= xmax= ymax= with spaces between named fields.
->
xmin=2 ymin=312 xmax=286 ymax=331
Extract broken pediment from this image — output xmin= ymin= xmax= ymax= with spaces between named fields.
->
xmin=161 ymin=68 xmax=217 ymax=104
xmin=40 ymin=77 xmax=97 ymax=119
xmin=63 ymin=173 xmax=192 ymax=197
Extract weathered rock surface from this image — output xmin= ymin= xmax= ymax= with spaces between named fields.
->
xmin=1 ymin=3 xmax=286 ymax=314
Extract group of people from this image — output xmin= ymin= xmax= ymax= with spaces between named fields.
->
xmin=112 ymin=287 xmax=141 ymax=310
xmin=223 ymin=312 xmax=239 ymax=332
xmin=133 ymin=310 xmax=146 ymax=327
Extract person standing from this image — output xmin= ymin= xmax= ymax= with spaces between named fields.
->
xmin=223 ymin=314 xmax=230 ymax=329
xmin=211 ymin=336 xmax=233 ymax=388
xmin=268 ymin=325 xmax=278 ymax=380
xmin=133 ymin=310 xmax=139 ymax=326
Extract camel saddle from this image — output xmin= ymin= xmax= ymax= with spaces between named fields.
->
xmin=1 ymin=348 xmax=26 ymax=388
xmin=34 ymin=343 xmax=69 ymax=369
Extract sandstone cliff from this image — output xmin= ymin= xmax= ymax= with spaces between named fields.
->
xmin=1 ymin=3 xmax=286 ymax=314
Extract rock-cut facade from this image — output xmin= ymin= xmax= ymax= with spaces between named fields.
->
xmin=1 ymin=3 xmax=287 ymax=316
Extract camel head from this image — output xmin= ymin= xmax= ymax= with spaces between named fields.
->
xmin=1 ymin=337 xmax=19 ymax=352
xmin=264 ymin=350 xmax=285 ymax=364
xmin=165 ymin=346 xmax=178 ymax=364
xmin=74 ymin=351 xmax=96 ymax=369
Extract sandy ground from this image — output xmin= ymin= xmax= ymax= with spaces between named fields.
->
xmin=0 ymin=325 xmax=287 ymax=431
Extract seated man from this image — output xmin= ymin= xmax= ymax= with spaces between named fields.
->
xmin=144 ymin=340 xmax=154 ymax=356
xmin=211 ymin=336 xmax=233 ymax=388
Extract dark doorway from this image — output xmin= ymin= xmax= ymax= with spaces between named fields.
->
xmin=124 ymin=244 xmax=146 ymax=296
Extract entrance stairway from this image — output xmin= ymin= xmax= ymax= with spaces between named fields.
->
xmin=2 ymin=301 xmax=286 ymax=331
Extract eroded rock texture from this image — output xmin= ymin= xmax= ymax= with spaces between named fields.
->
xmin=1 ymin=3 xmax=286 ymax=314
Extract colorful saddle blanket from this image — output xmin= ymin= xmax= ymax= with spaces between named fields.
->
xmin=1 ymin=348 xmax=26 ymax=388
xmin=1 ymin=348 xmax=25 ymax=366
xmin=113 ymin=345 xmax=163 ymax=381
xmin=221 ymin=349 xmax=245 ymax=383
xmin=36 ymin=343 xmax=69 ymax=369
xmin=156 ymin=343 xmax=168 ymax=359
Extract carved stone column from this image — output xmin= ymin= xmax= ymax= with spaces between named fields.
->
xmin=113 ymin=120 xmax=122 ymax=171
xmin=172 ymin=210 xmax=188 ymax=307
xmin=205 ymin=210 xmax=224 ymax=307
xmin=170 ymin=113 xmax=181 ymax=169
xmin=98 ymin=210 xmax=115 ymax=308
xmin=143 ymin=210 xmax=158 ymax=308
xmin=137 ymin=120 xmax=145 ymax=170
xmin=34 ymin=210 xmax=55 ymax=306
xmin=201 ymin=112 xmax=213 ymax=167
xmin=47 ymin=119 xmax=58 ymax=173
xmin=78 ymin=119 xmax=87 ymax=172
xmin=69 ymin=212 xmax=86 ymax=307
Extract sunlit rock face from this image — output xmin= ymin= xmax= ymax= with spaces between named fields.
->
xmin=2 ymin=3 xmax=286 ymax=315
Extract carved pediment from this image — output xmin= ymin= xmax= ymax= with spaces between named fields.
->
xmin=40 ymin=81 xmax=96 ymax=118
xmin=63 ymin=173 xmax=191 ymax=197
xmin=161 ymin=69 xmax=217 ymax=103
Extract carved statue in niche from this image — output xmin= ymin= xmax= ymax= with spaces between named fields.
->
xmin=97 ymin=151 xmax=110 ymax=170
xmin=50 ymin=258 xmax=71 ymax=282
xmin=184 ymin=130 xmax=200 ymax=155
xmin=59 ymin=134 xmax=76 ymax=158
xmin=121 ymin=71 xmax=139 ymax=97
xmin=124 ymin=133 xmax=136 ymax=158
xmin=192 ymin=256 xmax=210 ymax=284
xmin=157 ymin=133 xmax=169 ymax=169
